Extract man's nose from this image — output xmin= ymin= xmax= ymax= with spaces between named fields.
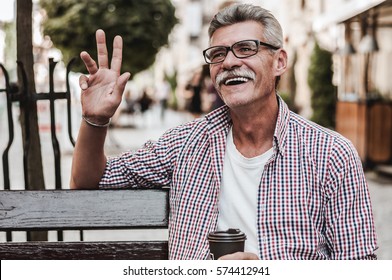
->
xmin=222 ymin=49 xmax=242 ymax=69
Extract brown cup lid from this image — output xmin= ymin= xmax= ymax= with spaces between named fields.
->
xmin=208 ymin=228 xmax=247 ymax=242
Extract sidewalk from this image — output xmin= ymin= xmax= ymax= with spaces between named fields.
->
xmin=365 ymin=172 xmax=392 ymax=260
xmin=1 ymin=107 xmax=391 ymax=259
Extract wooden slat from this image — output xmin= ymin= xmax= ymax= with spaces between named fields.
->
xmin=0 ymin=189 xmax=169 ymax=230
xmin=367 ymin=103 xmax=392 ymax=162
xmin=0 ymin=241 xmax=168 ymax=260
xmin=336 ymin=101 xmax=367 ymax=162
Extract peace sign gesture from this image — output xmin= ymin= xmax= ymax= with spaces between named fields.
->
xmin=79 ymin=29 xmax=131 ymax=126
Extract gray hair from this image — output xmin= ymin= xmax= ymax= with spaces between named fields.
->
xmin=208 ymin=4 xmax=283 ymax=49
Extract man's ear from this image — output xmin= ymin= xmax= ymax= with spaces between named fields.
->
xmin=274 ymin=49 xmax=288 ymax=76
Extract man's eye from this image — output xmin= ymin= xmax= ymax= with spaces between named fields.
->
xmin=210 ymin=50 xmax=226 ymax=61
xmin=239 ymin=47 xmax=252 ymax=52
xmin=235 ymin=43 xmax=257 ymax=55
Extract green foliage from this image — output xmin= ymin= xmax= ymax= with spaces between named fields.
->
xmin=164 ymin=70 xmax=178 ymax=109
xmin=2 ymin=21 xmax=17 ymax=79
xmin=40 ymin=0 xmax=178 ymax=74
xmin=279 ymin=91 xmax=296 ymax=112
xmin=307 ymin=41 xmax=337 ymax=128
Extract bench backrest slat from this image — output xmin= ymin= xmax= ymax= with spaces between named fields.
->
xmin=0 ymin=241 xmax=168 ymax=260
xmin=0 ymin=189 xmax=170 ymax=259
xmin=0 ymin=189 xmax=169 ymax=230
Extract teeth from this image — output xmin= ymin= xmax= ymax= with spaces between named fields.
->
xmin=224 ymin=77 xmax=249 ymax=85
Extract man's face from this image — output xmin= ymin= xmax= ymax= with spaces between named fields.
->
xmin=209 ymin=21 xmax=285 ymax=110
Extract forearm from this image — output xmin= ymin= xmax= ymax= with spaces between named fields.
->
xmin=70 ymin=120 xmax=108 ymax=189
xmin=71 ymin=29 xmax=130 ymax=189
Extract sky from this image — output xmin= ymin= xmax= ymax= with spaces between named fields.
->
xmin=0 ymin=0 xmax=15 ymax=22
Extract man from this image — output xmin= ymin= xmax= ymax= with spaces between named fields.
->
xmin=71 ymin=4 xmax=378 ymax=260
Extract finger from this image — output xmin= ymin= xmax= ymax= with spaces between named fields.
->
xmin=96 ymin=29 xmax=109 ymax=69
xmin=112 ymin=72 xmax=131 ymax=99
xmin=80 ymin=51 xmax=98 ymax=75
xmin=218 ymin=252 xmax=259 ymax=260
xmin=218 ymin=252 xmax=238 ymax=260
xmin=79 ymin=74 xmax=89 ymax=90
xmin=111 ymin=35 xmax=123 ymax=73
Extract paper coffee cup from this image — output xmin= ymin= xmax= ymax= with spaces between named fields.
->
xmin=208 ymin=228 xmax=247 ymax=260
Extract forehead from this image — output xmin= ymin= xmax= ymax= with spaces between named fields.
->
xmin=210 ymin=21 xmax=265 ymax=46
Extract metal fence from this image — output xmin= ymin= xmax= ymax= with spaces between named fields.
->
xmin=0 ymin=58 xmax=76 ymax=242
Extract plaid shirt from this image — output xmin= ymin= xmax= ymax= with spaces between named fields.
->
xmin=99 ymin=97 xmax=378 ymax=260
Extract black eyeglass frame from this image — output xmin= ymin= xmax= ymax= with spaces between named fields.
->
xmin=203 ymin=39 xmax=280 ymax=65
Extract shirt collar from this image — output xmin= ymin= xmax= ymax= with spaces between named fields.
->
xmin=274 ymin=94 xmax=290 ymax=157
xmin=204 ymin=105 xmax=232 ymax=135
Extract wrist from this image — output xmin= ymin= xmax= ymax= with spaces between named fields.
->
xmin=82 ymin=115 xmax=111 ymax=128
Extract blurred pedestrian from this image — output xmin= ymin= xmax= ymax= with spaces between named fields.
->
xmin=155 ymin=80 xmax=171 ymax=121
xmin=205 ymin=76 xmax=224 ymax=111
xmin=186 ymin=70 xmax=203 ymax=118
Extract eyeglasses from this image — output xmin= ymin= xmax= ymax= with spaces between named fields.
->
xmin=203 ymin=39 xmax=279 ymax=64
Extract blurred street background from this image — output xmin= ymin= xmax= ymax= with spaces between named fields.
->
xmin=1 ymin=0 xmax=391 ymax=259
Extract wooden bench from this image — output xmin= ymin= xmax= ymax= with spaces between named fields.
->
xmin=0 ymin=188 xmax=169 ymax=259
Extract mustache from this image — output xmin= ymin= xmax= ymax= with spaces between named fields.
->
xmin=215 ymin=68 xmax=256 ymax=88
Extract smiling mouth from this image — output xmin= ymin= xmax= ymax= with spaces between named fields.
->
xmin=224 ymin=77 xmax=251 ymax=86
xmin=216 ymin=68 xmax=256 ymax=88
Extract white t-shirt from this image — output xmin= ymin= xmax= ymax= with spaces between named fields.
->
xmin=217 ymin=127 xmax=273 ymax=256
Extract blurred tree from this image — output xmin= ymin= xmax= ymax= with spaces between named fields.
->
xmin=39 ymin=0 xmax=178 ymax=74
xmin=279 ymin=49 xmax=298 ymax=113
xmin=308 ymin=41 xmax=337 ymax=129
xmin=164 ymin=70 xmax=177 ymax=109
xmin=2 ymin=21 xmax=17 ymax=78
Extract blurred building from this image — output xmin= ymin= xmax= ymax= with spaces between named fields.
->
xmin=314 ymin=0 xmax=392 ymax=166
xmin=271 ymin=0 xmax=392 ymax=166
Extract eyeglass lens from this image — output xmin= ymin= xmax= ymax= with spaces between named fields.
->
xmin=205 ymin=40 xmax=258 ymax=64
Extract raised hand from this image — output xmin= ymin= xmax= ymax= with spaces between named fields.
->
xmin=79 ymin=29 xmax=131 ymax=125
